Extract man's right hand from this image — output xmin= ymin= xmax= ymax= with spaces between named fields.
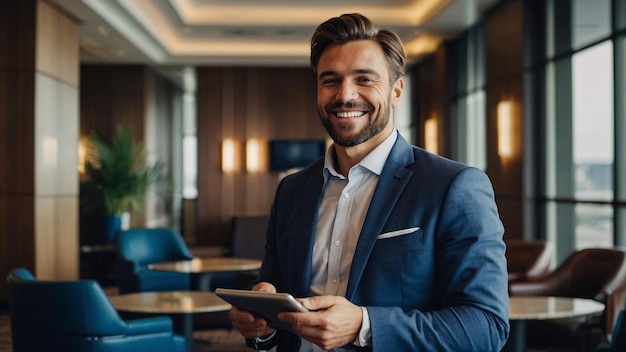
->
xmin=229 ymin=282 xmax=277 ymax=338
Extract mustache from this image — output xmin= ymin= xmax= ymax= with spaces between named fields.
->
xmin=325 ymin=101 xmax=373 ymax=113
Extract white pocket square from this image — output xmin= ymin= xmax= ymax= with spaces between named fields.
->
xmin=378 ymin=227 xmax=420 ymax=239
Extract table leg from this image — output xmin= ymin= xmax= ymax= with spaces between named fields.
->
xmin=171 ymin=313 xmax=194 ymax=352
xmin=501 ymin=320 xmax=526 ymax=352
xmin=191 ymin=273 xmax=213 ymax=291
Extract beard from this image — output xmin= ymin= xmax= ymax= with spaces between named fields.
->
xmin=319 ymin=101 xmax=390 ymax=147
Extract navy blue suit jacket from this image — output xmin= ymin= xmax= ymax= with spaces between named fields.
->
xmin=257 ymin=135 xmax=510 ymax=351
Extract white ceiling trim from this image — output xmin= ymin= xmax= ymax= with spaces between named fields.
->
xmin=168 ymin=0 xmax=453 ymax=25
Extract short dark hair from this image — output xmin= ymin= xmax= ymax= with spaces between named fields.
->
xmin=310 ymin=13 xmax=406 ymax=83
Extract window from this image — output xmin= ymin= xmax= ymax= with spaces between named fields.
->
xmin=572 ymin=41 xmax=614 ymax=202
xmin=448 ymin=24 xmax=487 ymax=169
xmin=572 ymin=0 xmax=611 ymax=49
xmin=540 ymin=0 xmax=622 ymax=261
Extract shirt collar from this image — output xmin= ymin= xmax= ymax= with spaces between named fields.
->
xmin=323 ymin=129 xmax=398 ymax=180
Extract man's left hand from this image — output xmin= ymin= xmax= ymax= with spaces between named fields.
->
xmin=278 ymin=295 xmax=362 ymax=350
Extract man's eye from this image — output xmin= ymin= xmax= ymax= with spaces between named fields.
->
xmin=322 ymin=78 xmax=339 ymax=85
xmin=358 ymin=77 xmax=375 ymax=84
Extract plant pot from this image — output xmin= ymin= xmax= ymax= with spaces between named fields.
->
xmin=104 ymin=214 xmax=122 ymax=244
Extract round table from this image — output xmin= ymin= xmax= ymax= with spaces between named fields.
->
xmin=109 ymin=291 xmax=231 ymax=352
xmin=503 ymin=296 xmax=605 ymax=352
xmin=149 ymin=257 xmax=263 ymax=291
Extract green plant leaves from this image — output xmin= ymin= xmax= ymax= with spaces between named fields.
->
xmin=82 ymin=126 xmax=163 ymax=215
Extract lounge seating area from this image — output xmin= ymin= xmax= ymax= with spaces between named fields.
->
xmin=507 ymin=247 xmax=626 ymax=351
xmin=3 ymin=222 xmax=269 ymax=351
xmin=3 ymin=234 xmax=626 ymax=352
xmin=6 ymin=267 xmax=187 ymax=352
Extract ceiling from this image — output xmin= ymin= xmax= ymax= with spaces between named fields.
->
xmin=48 ymin=0 xmax=502 ymax=69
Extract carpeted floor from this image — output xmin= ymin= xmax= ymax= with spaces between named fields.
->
xmin=0 ymin=311 xmax=254 ymax=352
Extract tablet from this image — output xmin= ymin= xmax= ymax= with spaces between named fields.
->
xmin=215 ymin=288 xmax=308 ymax=332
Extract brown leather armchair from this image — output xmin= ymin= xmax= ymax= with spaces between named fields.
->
xmin=509 ymin=248 xmax=626 ymax=336
xmin=505 ymin=240 xmax=552 ymax=283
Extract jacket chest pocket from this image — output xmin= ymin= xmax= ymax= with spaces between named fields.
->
xmin=371 ymin=230 xmax=427 ymax=267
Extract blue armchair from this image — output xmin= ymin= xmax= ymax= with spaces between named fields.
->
xmin=116 ymin=228 xmax=194 ymax=294
xmin=7 ymin=267 xmax=186 ymax=352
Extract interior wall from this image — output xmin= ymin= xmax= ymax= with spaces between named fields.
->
xmin=79 ymin=65 xmax=177 ymax=242
xmin=80 ymin=65 xmax=147 ymax=142
xmin=413 ymin=46 xmax=448 ymax=157
xmin=412 ymin=0 xmax=525 ymax=240
xmin=196 ymin=67 xmax=325 ymax=246
xmin=485 ymin=0 xmax=525 ymax=239
xmin=0 ymin=0 xmax=80 ymax=298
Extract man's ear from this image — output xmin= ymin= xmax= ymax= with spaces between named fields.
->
xmin=391 ymin=78 xmax=404 ymax=108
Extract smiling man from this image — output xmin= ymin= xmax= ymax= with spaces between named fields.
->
xmin=229 ymin=13 xmax=510 ymax=351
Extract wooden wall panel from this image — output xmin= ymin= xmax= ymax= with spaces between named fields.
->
xmin=486 ymin=0 xmax=524 ymax=85
xmin=56 ymin=9 xmax=79 ymax=86
xmin=0 ymin=72 xmax=33 ymax=194
xmin=36 ymin=1 xmax=58 ymax=78
xmin=0 ymin=1 xmax=36 ymax=70
xmin=485 ymin=0 xmax=524 ymax=239
xmin=197 ymin=67 xmax=225 ymax=245
xmin=413 ymin=47 xmax=447 ymax=156
xmin=0 ymin=1 xmax=37 ymax=298
xmin=80 ymin=65 xmax=146 ymax=141
xmin=196 ymin=67 xmax=324 ymax=246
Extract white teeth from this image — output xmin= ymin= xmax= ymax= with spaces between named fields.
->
xmin=336 ymin=111 xmax=365 ymax=118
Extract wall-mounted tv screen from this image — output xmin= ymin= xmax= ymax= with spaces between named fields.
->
xmin=269 ymin=140 xmax=326 ymax=171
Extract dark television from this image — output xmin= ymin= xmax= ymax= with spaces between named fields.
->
xmin=269 ymin=140 xmax=325 ymax=171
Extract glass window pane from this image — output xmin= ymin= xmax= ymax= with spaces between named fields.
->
xmin=572 ymin=41 xmax=614 ymax=201
xmin=572 ymin=0 xmax=611 ymax=49
xmin=616 ymin=0 xmax=626 ymax=31
xmin=396 ymin=74 xmax=413 ymax=144
xmin=466 ymin=91 xmax=486 ymax=170
xmin=617 ymin=34 xmax=626 ymax=202
xmin=452 ymin=92 xmax=486 ymax=170
xmin=576 ymin=203 xmax=613 ymax=249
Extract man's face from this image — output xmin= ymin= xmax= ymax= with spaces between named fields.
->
xmin=316 ymin=40 xmax=403 ymax=147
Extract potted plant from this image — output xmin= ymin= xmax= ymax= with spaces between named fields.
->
xmin=81 ymin=126 xmax=163 ymax=243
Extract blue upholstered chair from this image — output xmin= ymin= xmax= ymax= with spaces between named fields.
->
xmin=116 ymin=228 xmax=194 ymax=294
xmin=7 ymin=267 xmax=186 ymax=352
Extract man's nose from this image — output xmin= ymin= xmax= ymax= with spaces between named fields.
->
xmin=336 ymin=81 xmax=358 ymax=101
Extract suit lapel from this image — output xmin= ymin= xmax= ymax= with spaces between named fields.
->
xmin=288 ymin=168 xmax=325 ymax=297
xmin=346 ymin=136 xmax=415 ymax=299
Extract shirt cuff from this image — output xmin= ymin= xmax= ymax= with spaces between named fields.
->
xmin=255 ymin=330 xmax=277 ymax=343
xmin=353 ymin=306 xmax=371 ymax=347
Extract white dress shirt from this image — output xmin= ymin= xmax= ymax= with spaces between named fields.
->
xmin=299 ymin=130 xmax=398 ymax=352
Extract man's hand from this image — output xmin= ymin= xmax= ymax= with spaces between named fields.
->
xmin=278 ymin=295 xmax=363 ymax=350
xmin=229 ymin=282 xmax=277 ymax=338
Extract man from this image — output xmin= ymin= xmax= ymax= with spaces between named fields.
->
xmin=229 ymin=13 xmax=509 ymax=351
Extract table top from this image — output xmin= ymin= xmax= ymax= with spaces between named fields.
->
xmin=109 ymin=291 xmax=231 ymax=314
xmin=509 ymin=296 xmax=605 ymax=320
xmin=148 ymin=257 xmax=262 ymax=273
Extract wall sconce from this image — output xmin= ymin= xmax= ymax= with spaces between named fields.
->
xmin=424 ymin=117 xmax=438 ymax=154
xmin=222 ymin=138 xmax=236 ymax=173
xmin=78 ymin=138 xmax=86 ymax=174
xmin=497 ymin=101 xmax=513 ymax=158
xmin=246 ymin=138 xmax=260 ymax=172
